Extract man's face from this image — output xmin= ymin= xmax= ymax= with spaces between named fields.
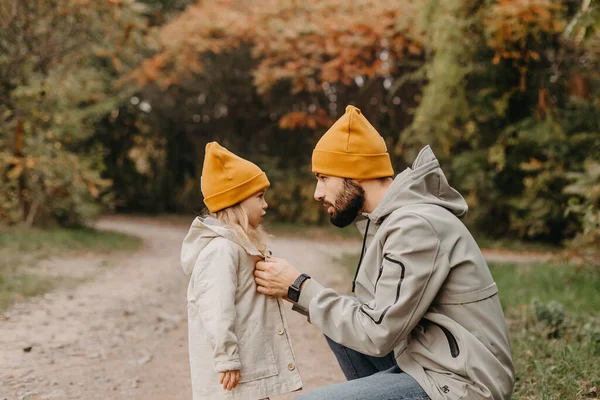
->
xmin=314 ymin=174 xmax=365 ymax=228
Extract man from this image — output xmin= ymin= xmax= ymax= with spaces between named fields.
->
xmin=254 ymin=105 xmax=515 ymax=400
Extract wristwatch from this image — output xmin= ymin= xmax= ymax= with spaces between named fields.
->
xmin=287 ymin=273 xmax=311 ymax=303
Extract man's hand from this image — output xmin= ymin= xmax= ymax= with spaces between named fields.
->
xmin=254 ymin=257 xmax=301 ymax=298
xmin=219 ymin=370 xmax=241 ymax=391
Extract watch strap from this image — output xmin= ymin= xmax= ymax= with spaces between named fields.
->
xmin=288 ymin=273 xmax=311 ymax=302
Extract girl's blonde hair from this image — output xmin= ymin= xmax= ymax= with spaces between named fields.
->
xmin=214 ymin=204 xmax=269 ymax=254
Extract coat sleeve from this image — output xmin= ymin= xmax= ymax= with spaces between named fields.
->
xmin=297 ymin=212 xmax=449 ymax=356
xmin=190 ymin=239 xmax=241 ymax=372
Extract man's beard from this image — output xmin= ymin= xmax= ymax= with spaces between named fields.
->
xmin=327 ymin=179 xmax=365 ymax=228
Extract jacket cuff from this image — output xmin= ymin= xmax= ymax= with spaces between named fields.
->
xmin=291 ymin=302 xmax=311 ymax=323
xmin=297 ymin=278 xmax=324 ymax=312
xmin=215 ymin=358 xmax=242 ymax=372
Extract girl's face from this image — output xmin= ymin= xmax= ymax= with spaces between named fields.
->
xmin=240 ymin=190 xmax=268 ymax=228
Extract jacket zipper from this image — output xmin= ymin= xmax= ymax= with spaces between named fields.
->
xmin=352 ymin=219 xmax=371 ymax=293
xmin=432 ymin=322 xmax=460 ymax=358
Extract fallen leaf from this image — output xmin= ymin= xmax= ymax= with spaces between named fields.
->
xmin=137 ymin=354 xmax=153 ymax=365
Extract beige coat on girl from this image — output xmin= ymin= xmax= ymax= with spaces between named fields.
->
xmin=181 ymin=216 xmax=303 ymax=400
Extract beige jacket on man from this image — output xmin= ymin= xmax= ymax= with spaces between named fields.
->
xmin=181 ymin=217 xmax=302 ymax=400
xmin=295 ymin=146 xmax=515 ymax=400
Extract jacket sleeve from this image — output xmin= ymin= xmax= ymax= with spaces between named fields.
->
xmin=190 ymin=239 xmax=241 ymax=372
xmin=297 ymin=212 xmax=449 ymax=356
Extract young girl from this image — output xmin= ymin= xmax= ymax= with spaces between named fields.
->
xmin=181 ymin=142 xmax=303 ymax=400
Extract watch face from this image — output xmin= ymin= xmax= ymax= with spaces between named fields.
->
xmin=288 ymin=286 xmax=299 ymax=302
xmin=289 ymin=274 xmax=309 ymax=303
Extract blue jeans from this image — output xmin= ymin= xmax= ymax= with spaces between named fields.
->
xmin=297 ymin=336 xmax=430 ymax=400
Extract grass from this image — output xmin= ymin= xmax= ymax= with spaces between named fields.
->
xmin=0 ymin=226 xmax=142 ymax=312
xmin=0 ymin=226 xmax=142 ymax=253
xmin=337 ymin=254 xmax=599 ymax=399
xmin=0 ymin=273 xmax=57 ymax=311
xmin=476 ymin=236 xmax=562 ymax=253
xmin=489 ymin=263 xmax=599 ymax=314
xmin=489 ymin=263 xmax=599 ymax=400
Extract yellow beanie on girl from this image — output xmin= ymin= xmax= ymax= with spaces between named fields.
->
xmin=312 ymin=105 xmax=394 ymax=179
xmin=201 ymin=142 xmax=270 ymax=213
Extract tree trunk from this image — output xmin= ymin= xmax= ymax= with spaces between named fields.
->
xmin=14 ymin=119 xmax=31 ymax=223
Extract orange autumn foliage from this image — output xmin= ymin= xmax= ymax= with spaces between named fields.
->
xmin=279 ymin=108 xmax=334 ymax=130
xmin=131 ymin=0 xmax=425 ymax=95
xmin=484 ymin=0 xmax=565 ymax=91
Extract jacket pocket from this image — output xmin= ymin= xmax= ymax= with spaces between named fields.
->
xmin=431 ymin=321 xmax=460 ymax=358
xmin=237 ymin=322 xmax=278 ymax=383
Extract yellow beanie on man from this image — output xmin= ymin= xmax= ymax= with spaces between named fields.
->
xmin=312 ymin=105 xmax=394 ymax=179
xmin=201 ymin=142 xmax=270 ymax=213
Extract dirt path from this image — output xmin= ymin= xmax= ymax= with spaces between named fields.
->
xmin=0 ymin=216 xmax=556 ymax=400
xmin=0 ymin=217 xmax=349 ymax=400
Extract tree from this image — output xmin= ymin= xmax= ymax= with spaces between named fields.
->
xmin=0 ymin=0 xmax=149 ymax=226
xmin=125 ymin=0 xmax=599 ymax=244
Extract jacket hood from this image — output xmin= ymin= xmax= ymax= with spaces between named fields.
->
xmin=367 ymin=145 xmax=468 ymax=224
xmin=180 ymin=216 xmax=264 ymax=275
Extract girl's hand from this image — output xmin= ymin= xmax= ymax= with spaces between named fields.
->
xmin=219 ymin=370 xmax=241 ymax=391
